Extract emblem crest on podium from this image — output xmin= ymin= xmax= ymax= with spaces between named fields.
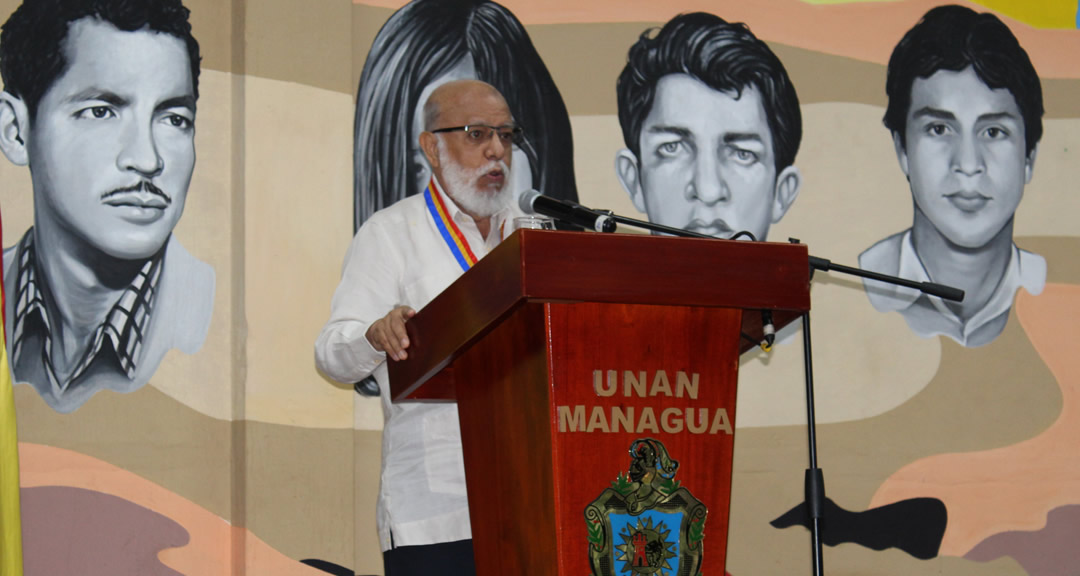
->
xmin=585 ymin=438 xmax=707 ymax=576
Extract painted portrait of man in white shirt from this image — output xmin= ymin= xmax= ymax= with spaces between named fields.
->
xmin=859 ymin=5 xmax=1045 ymax=348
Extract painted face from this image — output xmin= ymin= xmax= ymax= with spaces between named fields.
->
xmin=631 ymin=74 xmax=782 ymax=240
xmin=898 ymin=66 xmax=1033 ymax=249
xmin=27 ymin=17 xmax=195 ymax=261
xmin=410 ymin=58 xmax=532 ymax=197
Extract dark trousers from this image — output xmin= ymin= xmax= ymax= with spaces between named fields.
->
xmin=383 ymin=538 xmax=476 ymax=576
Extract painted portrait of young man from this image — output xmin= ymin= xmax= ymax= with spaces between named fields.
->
xmin=859 ymin=4 xmax=1045 ymax=348
xmin=614 ymin=12 xmax=802 ymax=242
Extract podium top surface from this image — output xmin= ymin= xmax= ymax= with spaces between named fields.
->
xmin=389 ymin=230 xmax=810 ymax=401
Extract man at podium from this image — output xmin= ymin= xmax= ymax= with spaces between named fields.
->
xmin=316 ymin=79 xmax=520 ymax=575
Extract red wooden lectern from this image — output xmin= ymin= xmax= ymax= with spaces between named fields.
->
xmin=389 ymin=230 xmax=809 ymax=576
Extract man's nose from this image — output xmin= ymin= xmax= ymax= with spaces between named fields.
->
xmin=117 ymin=120 xmax=164 ymax=176
xmin=951 ymin=133 xmax=985 ymax=177
xmin=485 ymin=131 xmax=509 ymax=161
xmin=685 ymin=151 xmax=729 ymax=204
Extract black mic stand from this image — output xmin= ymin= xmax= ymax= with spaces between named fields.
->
xmin=586 ymin=212 xmax=964 ymax=576
xmin=792 ymin=243 xmax=963 ymax=575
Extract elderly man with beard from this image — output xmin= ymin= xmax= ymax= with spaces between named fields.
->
xmin=316 ymin=79 xmax=518 ymax=575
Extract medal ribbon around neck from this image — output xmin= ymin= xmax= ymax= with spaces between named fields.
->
xmin=424 ymin=178 xmax=480 ymax=272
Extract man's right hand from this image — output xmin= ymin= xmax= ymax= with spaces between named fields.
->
xmin=366 ymin=305 xmax=417 ymax=361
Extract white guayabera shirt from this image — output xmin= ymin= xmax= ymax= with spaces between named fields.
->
xmin=316 ymin=177 xmax=517 ymax=551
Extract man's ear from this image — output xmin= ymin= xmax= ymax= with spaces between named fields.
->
xmin=615 ymin=149 xmax=647 ymax=213
xmin=771 ymin=165 xmax=802 ymax=223
xmin=419 ymin=131 xmax=440 ymax=171
xmin=892 ymin=131 xmax=909 ymax=178
xmin=0 ymin=91 xmax=29 ymax=166
xmin=1024 ymin=143 xmax=1038 ymax=184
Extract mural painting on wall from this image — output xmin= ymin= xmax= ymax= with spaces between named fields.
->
xmin=770 ymin=4 xmax=1071 ymax=573
xmin=0 ymin=0 xmax=1071 ymax=573
xmin=614 ymin=12 xmax=802 ymax=244
xmin=340 ymin=2 xmax=1076 ymax=573
xmin=859 ymin=4 xmax=1045 ymax=349
xmin=0 ymin=0 xmax=213 ymax=413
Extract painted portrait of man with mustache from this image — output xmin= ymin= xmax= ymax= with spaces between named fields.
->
xmin=0 ymin=0 xmax=214 ymax=412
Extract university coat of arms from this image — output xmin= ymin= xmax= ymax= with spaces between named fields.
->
xmin=585 ymin=438 xmax=707 ymax=576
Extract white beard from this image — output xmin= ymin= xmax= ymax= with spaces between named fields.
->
xmin=436 ymin=138 xmax=512 ymax=218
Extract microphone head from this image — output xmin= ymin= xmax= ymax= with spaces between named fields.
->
xmin=518 ymin=189 xmax=541 ymax=214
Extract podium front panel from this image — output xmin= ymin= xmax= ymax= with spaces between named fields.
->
xmin=546 ymin=302 xmax=742 ymax=575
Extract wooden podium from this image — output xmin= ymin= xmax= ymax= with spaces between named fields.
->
xmin=389 ymin=230 xmax=810 ymax=576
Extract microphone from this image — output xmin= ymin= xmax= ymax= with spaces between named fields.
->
xmin=519 ymin=190 xmax=617 ymax=233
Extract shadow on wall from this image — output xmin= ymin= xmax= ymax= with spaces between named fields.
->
xmin=301 ymin=558 xmax=376 ymax=576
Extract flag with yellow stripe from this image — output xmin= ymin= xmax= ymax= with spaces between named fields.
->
xmin=0 ymin=209 xmax=23 ymax=575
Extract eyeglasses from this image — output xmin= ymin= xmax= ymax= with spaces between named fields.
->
xmin=431 ymin=124 xmax=524 ymax=145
